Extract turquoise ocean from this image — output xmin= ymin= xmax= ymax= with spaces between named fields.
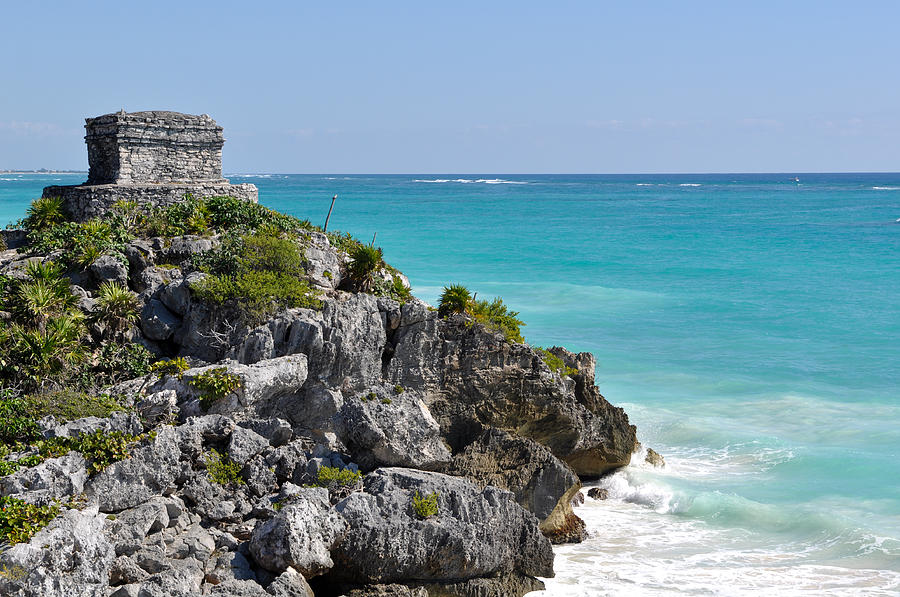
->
xmin=3 ymin=173 xmax=899 ymax=595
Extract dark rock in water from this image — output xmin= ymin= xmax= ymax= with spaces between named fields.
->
xmin=442 ymin=426 xmax=584 ymax=541
xmin=645 ymin=447 xmax=666 ymax=468
xmin=326 ymin=468 xmax=552 ymax=594
xmin=587 ymin=487 xmax=609 ymax=500
xmin=572 ymin=490 xmax=585 ymax=506
xmin=543 ymin=511 xmax=587 ymax=545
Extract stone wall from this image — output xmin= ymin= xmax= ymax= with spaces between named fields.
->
xmin=86 ymin=111 xmax=224 ymax=185
xmin=42 ymin=182 xmax=258 ymax=222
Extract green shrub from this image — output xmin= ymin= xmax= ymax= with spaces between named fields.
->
xmin=91 ymin=282 xmax=139 ymax=340
xmin=204 ymin=195 xmax=312 ymax=234
xmin=394 ymin=385 xmax=404 ymax=394
xmin=412 ymin=490 xmax=439 ymax=519
xmin=0 ymin=390 xmax=40 ymax=444
xmin=438 ymin=284 xmax=471 ymax=317
xmin=327 ymin=231 xmax=364 ymax=254
xmin=0 ymin=496 xmax=61 ymax=545
xmin=381 ymin=398 xmax=392 ymax=405
xmin=57 ymin=430 xmax=140 ymax=473
xmin=90 ymin=342 xmax=153 ymax=386
xmin=312 ymin=466 xmax=362 ymax=489
xmin=190 ymin=367 xmax=242 ymax=409
xmin=537 ymin=348 xmax=578 ymax=377
xmin=2 ymin=314 xmax=88 ymax=389
xmin=205 ymin=449 xmax=245 ymax=486
xmin=150 ymin=357 xmax=190 ymax=378
xmin=469 ymin=297 xmax=525 ymax=344
xmin=26 ymin=219 xmax=130 ymax=271
xmin=348 ymin=245 xmax=383 ymax=291
xmin=23 ymin=197 xmax=67 ymax=231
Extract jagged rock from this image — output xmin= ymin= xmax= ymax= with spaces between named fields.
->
xmin=273 ymin=383 xmax=343 ymax=431
xmin=305 ymin=231 xmax=343 ymax=290
xmin=141 ymin=298 xmax=181 ymax=341
xmin=336 ymin=584 xmax=429 ymax=597
xmin=160 ymin=274 xmax=194 ymax=316
xmin=108 ymin=500 xmax=170 ymax=545
xmin=442 ymin=427 xmax=583 ymax=541
xmin=0 ymin=452 xmax=87 ymax=504
xmin=241 ymin=418 xmax=293 ymax=447
xmin=162 ymin=235 xmax=218 ymax=263
xmin=228 ymin=426 xmax=269 ymax=465
xmin=158 ymin=355 xmax=308 ymax=416
xmin=267 ymin=441 xmax=311 ymax=484
xmin=335 ymin=387 xmax=451 ymax=471
xmin=109 ymin=556 xmax=149 ymax=586
xmin=41 ymin=411 xmax=143 ymax=439
xmin=645 ymin=447 xmax=666 ymax=467
xmin=141 ymin=557 xmax=205 ymax=596
xmin=181 ymin=476 xmax=240 ymax=522
xmin=135 ymin=390 xmax=179 ymax=425
xmin=0 ymin=506 xmax=115 ymax=597
xmin=207 ymin=579 xmax=269 ymax=596
xmin=89 ymin=254 xmax=129 ymax=286
xmin=249 ymin=487 xmax=348 ymax=576
xmin=86 ymin=425 xmax=182 ymax=512
xmin=326 ymin=468 xmax=553 ymax=592
xmin=387 ymin=314 xmax=636 ymax=477
xmin=267 ymin=567 xmax=315 ymax=596
xmin=242 ymin=455 xmax=279 ymax=497
xmin=205 ymin=550 xmax=257 ymax=585
xmin=587 ymin=487 xmax=608 ymax=500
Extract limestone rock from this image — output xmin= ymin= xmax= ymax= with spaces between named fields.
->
xmin=249 ymin=487 xmax=348 ymax=576
xmin=141 ymin=298 xmax=181 ymax=341
xmin=587 ymin=487 xmax=608 ymax=500
xmin=267 ymin=567 xmax=315 ymax=597
xmin=0 ymin=506 xmax=114 ymax=597
xmin=335 ymin=387 xmax=451 ymax=471
xmin=90 ymin=254 xmax=129 ymax=286
xmin=0 ymin=452 xmax=88 ymax=504
xmin=228 ymin=425 xmax=269 ymax=465
xmin=327 ymin=468 xmax=553 ymax=588
xmin=645 ymin=447 xmax=666 ymax=468
xmin=442 ymin=427 xmax=583 ymax=540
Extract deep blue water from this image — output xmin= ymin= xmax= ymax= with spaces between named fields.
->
xmin=4 ymin=172 xmax=900 ymax=594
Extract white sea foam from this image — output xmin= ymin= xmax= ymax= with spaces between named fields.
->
xmin=528 ymin=463 xmax=900 ymax=596
xmin=412 ymin=178 xmax=528 ymax=184
xmin=872 ymin=186 xmax=900 ymax=190
xmin=679 ymin=183 xmax=702 ymax=187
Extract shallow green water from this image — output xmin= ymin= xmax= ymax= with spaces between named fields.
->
xmin=4 ymin=172 xmax=899 ymax=593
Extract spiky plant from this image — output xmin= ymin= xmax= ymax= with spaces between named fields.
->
xmin=438 ymin=284 xmax=472 ymax=317
xmin=92 ymin=282 xmax=139 ymax=340
xmin=24 ymin=260 xmax=64 ymax=283
xmin=348 ymin=245 xmax=383 ymax=291
xmin=16 ymin=279 xmax=76 ymax=331
xmin=23 ymin=197 xmax=66 ymax=231
xmin=8 ymin=313 xmax=86 ymax=387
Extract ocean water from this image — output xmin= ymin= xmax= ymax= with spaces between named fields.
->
xmin=3 ymin=172 xmax=900 ymax=595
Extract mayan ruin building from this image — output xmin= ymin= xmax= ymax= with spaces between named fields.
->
xmin=43 ymin=110 xmax=257 ymax=221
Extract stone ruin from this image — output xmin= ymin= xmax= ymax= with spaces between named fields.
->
xmin=43 ymin=110 xmax=258 ymax=221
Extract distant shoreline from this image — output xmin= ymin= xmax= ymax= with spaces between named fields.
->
xmin=0 ymin=170 xmax=86 ymax=175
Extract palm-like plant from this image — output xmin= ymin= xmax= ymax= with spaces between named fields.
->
xmin=438 ymin=284 xmax=472 ymax=317
xmin=23 ymin=196 xmax=66 ymax=231
xmin=16 ymin=279 xmax=74 ymax=331
xmin=348 ymin=245 xmax=384 ymax=291
xmin=8 ymin=313 xmax=86 ymax=388
xmin=92 ymin=282 xmax=139 ymax=340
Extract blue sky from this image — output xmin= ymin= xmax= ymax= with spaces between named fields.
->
xmin=1 ymin=1 xmax=898 ymax=173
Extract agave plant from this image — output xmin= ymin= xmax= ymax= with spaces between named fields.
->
xmin=24 ymin=260 xmax=64 ymax=283
xmin=438 ymin=284 xmax=472 ymax=317
xmin=92 ymin=282 xmax=139 ymax=340
xmin=348 ymin=245 xmax=384 ymax=291
xmin=23 ymin=196 xmax=66 ymax=231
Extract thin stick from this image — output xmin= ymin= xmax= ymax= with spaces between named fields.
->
xmin=371 ymin=232 xmax=377 ymax=247
xmin=323 ymin=194 xmax=337 ymax=232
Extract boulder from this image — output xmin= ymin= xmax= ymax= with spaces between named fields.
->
xmin=228 ymin=425 xmax=269 ymax=465
xmin=0 ymin=506 xmax=115 ymax=597
xmin=89 ymin=254 xmax=129 ymax=286
xmin=85 ymin=425 xmax=182 ymax=512
xmin=327 ymin=468 xmax=553 ymax=591
xmin=587 ymin=487 xmax=608 ymax=500
xmin=0 ymin=452 xmax=88 ymax=504
xmin=160 ymin=274 xmax=195 ymax=316
xmin=267 ymin=567 xmax=315 ymax=597
xmin=141 ymin=298 xmax=181 ymax=341
xmin=442 ymin=427 xmax=583 ymax=541
xmin=645 ymin=447 xmax=666 ymax=468
xmin=335 ymin=387 xmax=451 ymax=471
xmin=249 ymin=487 xmax=348 ymax=576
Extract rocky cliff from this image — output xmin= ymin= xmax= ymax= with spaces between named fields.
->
xmin=0 ymin=207 xmax=638 ymax=597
